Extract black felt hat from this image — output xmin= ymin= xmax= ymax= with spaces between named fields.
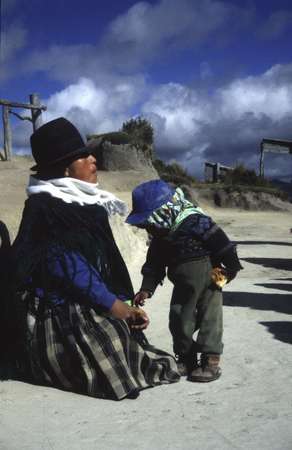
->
xmin=30 ymin=117 xmax=89 ymax=171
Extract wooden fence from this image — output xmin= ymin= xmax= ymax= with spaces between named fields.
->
xmin=260 ymin=138 xmax=292 ymax=177
xmin=204 ymin=162 xmax=232 ymax=183
xmin=0 ymin=94 xmax=46 ymax=161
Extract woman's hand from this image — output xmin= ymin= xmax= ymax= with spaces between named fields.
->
xmin=110 ymin=299 xmax=150 ymax=329
xmin=110 ymin=299 xmax=132 ymax=320
xmin=133 ymin=290 xmax=151 ymax=306
xmin=128 ymin=307 xmax=150 ymax=330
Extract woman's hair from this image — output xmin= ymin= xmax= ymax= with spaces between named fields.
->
xmin=34 ymin=160 xmax=69 ymax=180
xmin=33 ymin=150 xmax=102 ymax=180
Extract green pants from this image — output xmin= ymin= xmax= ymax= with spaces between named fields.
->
xmin=167 ymin=257 xmax=223 ymax=357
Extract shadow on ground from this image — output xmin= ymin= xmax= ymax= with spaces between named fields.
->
xmin=224 ymin=291 xmax=292 ymax=315
xmin=275 ymin=277 xmax=292 ymax=282
xmin=241 ymin=257 xmax=292 ymax=271
xmin=259 ymin=321 xmax=292 ymax=345
xmin=236 ymin=241 xmax=292 ymax=246
xmin=255 ymin=282 xmax=292 ymax=292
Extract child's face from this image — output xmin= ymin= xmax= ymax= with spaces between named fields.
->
xmin=144 ymin=224 xmax=169 ymax=237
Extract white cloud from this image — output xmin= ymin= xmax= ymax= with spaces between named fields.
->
xmin=20 ymin=0 xmax=251 ymax=83
xmin=4 ymin=1 xmax=291 ymax=180
xmin=11 ymin=61 xmax=292 ymax=180
xmin=105 ymin=0 xmax=247 ymax=62
xmin=142 ymin=83 xmax=209 ymax=154
xmin=141 ymin=63 xmax=292 ymax=178
xmin=219 ymin=65 xmax=292 ymax=121
xmin=10 ymin=75 xmax=147 ymax=155
xmin=42 ymin=76 xmax=146 ymax=136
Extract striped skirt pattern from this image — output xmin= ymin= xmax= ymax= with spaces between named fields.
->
xmin=26 ymin=300 xmax=180 ymax=400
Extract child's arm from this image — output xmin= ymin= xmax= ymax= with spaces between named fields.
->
xmin=215 ymin=244 xmax=242 ymax=282
xmin=134 ymin=237 xmax=166 ymax=305
xmin=192 ymin=215 xmax=242 ymax=282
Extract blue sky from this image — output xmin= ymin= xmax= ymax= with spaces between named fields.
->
xmin=1 ymin=0 xmax=292 ymax=179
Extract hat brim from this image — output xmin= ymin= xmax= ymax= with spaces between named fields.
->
xmin=30 ymin=145 xmax=91 ymax=171
xmin=126 ymin=187 xmax=175 ymax=226
xmin=126 ymin=210 xmax=153 ymax=226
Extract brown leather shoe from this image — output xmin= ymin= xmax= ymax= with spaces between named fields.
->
xmin=188 ymin=353 xmax=221 ymax=382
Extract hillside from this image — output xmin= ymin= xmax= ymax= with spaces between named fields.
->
xmin=1 ymin=156 xmax=292 ymax=242
xmin=185 ymin=183 xmax=292 ymax=211
xmin=271 ymin=178 xmax=292 ymax=201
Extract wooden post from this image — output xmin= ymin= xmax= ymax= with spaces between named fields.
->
xmin=214 ymin=162 xmax=220 ymax=183
xmin=204 ymin=163 xmax=208 ymax=182
xmin=0 ymin=98 xmax=46 ymax=162
xmin=259 ymin=141 xmax=264 ymax=177
xmin=30 ymin=93 xmax=43 ymax=131
xmin=2 ymin=106 xmax=12 ymax=161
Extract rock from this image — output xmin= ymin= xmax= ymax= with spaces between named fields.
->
xmin=88 ymin=137 xmax=157 ymax=174
xmin=102 ymin=142 xmax=155 ymax=171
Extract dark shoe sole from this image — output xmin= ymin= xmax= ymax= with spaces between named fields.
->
xmin=188 ymin=370 xmax=222 ymax=383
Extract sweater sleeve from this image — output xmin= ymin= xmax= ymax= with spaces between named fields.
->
xmin=140 ymin=238 xmax=166 ymax=294
xmin=46 ymin=249 xmax=117 ymax=310
xmin=191 ymin=215 xmax=242 ymax=272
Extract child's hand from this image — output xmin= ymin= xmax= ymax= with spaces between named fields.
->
xmin=211 ymin=267 xmax=238 ymax=288
xmin=133 ymin=290 xmax=151 ymax=306
xmin=128 ymin=307 xmax=150 ymax=330
xmin=211 ymin=267 xmax=228 ymax=288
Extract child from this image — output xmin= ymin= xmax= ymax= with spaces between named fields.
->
xmin=126 ymin=179 xmax=242 ymax=382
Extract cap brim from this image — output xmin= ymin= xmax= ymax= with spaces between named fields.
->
xmin=125 ymin=210 xmax=153 ymax=225
xmin=126 ymin=188 xmax=175 ymax=225
xmin=30 ymin=145 xmax=91 ymax=171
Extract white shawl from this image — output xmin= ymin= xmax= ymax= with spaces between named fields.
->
xmin=27 ymin=176 xmax=127 ymax=216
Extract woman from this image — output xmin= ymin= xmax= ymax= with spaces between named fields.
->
xmin=11 ymin=117 xmax=179 ymax=400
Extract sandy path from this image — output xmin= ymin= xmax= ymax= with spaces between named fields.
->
xmin=1 ymin=210 xmax=291 ymax=450
xmin=0 ymin=160 xmax=291 ymax=449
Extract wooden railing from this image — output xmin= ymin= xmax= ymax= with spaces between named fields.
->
xmin=205 ymin=162 xmax=232 ymax=183
xmin=0 ymin=94 xmax=47 ymax=161
xmin=260 ymin=138 xmax=292 ymax=177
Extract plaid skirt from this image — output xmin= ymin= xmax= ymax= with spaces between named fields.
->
xmin=25 ymin=299 xmax=180 ymax=400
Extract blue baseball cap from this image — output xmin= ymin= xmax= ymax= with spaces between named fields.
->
xmin=126 ymin=179 xmax=175 ymax=226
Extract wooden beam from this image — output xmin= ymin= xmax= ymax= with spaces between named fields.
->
xmin=30 ymin=93 xmax=43 ymax=131
xmin=260 ymin=138 xmax=292 ymax=177
xmin=0 ymin=148 xmax=5 ymax=161
xmin=0 ymin=98 xmax=47 ymax=111
xmin=261 ymin=138 xmax=292 ymax=154
xmin=2 ymin=106 xmax=12 ymax=161
xmin=259 ymin=141 xmax=264 ymax=177
xmin=262 ymin=137 xmax=292 ymax=147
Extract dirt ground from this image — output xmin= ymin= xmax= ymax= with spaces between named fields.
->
xmin=0 ymin=159 xmax=292 ymax=450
